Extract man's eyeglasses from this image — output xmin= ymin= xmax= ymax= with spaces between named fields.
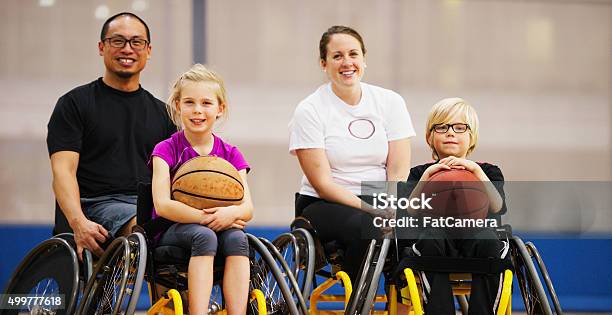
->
xmin=431 ymin=123 xmax=470 ymax=134
xmin=104 ymin=36 xmax=149 ymax=50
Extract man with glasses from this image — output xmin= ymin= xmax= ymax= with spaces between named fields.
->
xmin=47 ymin=12 xmax=175 ymax=259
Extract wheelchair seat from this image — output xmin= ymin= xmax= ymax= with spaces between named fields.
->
xmin=153 ymin=244 xmax=226 ymax=274
xmin=153 ymin=245 xmax=190 ymax=265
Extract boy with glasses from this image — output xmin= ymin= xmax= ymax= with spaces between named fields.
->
xmin=397 ymin=98 xmax=508 ymax=315
xmin=47 ymin=12 xmax=175 ymax=260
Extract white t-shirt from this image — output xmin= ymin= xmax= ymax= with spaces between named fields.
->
xmin=289 ymin=82 xmax=416 ymax=197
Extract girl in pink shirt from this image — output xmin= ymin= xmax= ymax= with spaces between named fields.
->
xmin=150 ymin=64 xmax=253 ymax=315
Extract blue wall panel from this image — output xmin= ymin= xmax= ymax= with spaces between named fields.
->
xmin=1 ymin=225 xmax=610 ymax=311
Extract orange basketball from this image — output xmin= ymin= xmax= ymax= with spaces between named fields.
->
xmin=171 ymin=156 xmax=244 ymax=209
xmin=421 ymin=169 xmax=489 ymax=220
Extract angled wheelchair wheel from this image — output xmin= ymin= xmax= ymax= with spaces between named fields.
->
xmin=123 ymin=233 xmax=147 ymax=313
xmin=1 ymin=237 xmax=80 ymax=315
xmin=260 ymin=237 xmax=308 ymax=314
xmin=511 ymin=236 xmax=554 ymax=315
xmin=272 ymin=228 xmax=315 ymax=300
xmin=345 ymin=238 xmax=390 ymax=315
xmin=246 ymin=234 xmax=299 ymax=315
xmin=77 ymin=233 xmax=146 ymax=315
xmin=525 ymin=242 xmax=563 ymax=315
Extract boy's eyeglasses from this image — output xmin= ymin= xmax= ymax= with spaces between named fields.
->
xmin=104 ymin=36 xmax=149 ymax=50
xmin=431 ymin=123 xmax=470 ymax=134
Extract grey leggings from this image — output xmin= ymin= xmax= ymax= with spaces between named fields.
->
xmin=158 ymin=223 xmax=249 ymax=257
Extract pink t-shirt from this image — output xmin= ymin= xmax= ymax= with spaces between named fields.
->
xmin=149 ymin=130 xmax=250 ymax=218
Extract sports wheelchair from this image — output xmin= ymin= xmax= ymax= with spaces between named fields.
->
xmin=269 ymin=211 xmax=563 ymax=315
xmin=2 ymin=203 xmax=147 ymax=315
xmin=390 ymin=225 xmax=563 ymax=315
xmin=117 ymin=182 xmax=302 ymax=315
xmin=266 ymin=213 xmax=391 ymax=315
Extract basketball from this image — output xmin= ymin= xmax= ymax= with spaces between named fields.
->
xmin=171 ymin=156 xmax=244 ymax=209
xmin=420 ymin=169 xmax=489 ymax=220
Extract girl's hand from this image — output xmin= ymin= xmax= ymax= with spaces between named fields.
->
xmin=438 ymin=156 xmax=483 ymax=175
xmin=200 ymin=206 xmax=239 ymax=231
xmin=232 ymin=219 xmax=248 ymax=230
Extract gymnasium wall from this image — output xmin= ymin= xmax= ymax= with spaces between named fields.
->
xmin=0 ymin=0 xmax=610 ymax=311
xmin=0 ymin=0 xmax=610 ymax=227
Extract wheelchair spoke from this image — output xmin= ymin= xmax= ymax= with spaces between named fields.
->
xmin=100 ymin=252 xmax=126 ymax=311
xmin=25 ymin=278 xmax=60 ymax=314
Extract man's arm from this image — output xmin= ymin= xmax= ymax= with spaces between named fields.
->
xmin=50 ymin=151 xmax=108 ymax=259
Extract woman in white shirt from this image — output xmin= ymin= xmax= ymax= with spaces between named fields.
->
xmin=289 ymin=25 xmax=416 ymax=282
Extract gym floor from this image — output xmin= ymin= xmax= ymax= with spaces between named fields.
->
xmin=133 ymin=312 xmax=612 ymax=315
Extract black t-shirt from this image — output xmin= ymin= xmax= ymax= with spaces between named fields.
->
xmin=401 ymin=162 xmax=507 ymax=221
xmin=47 ymin=78 xmax=176 ymax=198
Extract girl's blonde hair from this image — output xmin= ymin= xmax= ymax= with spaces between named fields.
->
xmin=166 ymin=63 xmax=228 ymax=129
xmin=425 ymin=97 xmax=479 ymax=160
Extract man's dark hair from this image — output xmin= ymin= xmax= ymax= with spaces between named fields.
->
xmin=100 ymin=12 xmax=151 ymax=42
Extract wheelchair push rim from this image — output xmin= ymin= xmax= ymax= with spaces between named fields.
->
xmin=77 ymin=233 xmax=145 ymax=315
xmin=271 ymin=228 xmax=315 ymax=301
xmin=512 ymin=235 xmax=554 ymax=315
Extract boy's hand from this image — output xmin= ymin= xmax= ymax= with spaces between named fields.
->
xmin=438 ymin=156 xmax=484 ymax=175
xmin=200 ymin=206 xmax=240 ymax=231
xmin=373 ymin=206 xmax=395 ymax=220
xmin=421 ymin=163 xmax=451 ymax=181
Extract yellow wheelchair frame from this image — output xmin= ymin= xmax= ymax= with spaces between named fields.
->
xmin=306 ymin=265 xmax=513 ymax=315
xmin=145 ymin=287 xmax=267 ymax=315
xmin=136 ymin=233 xmax=297 ymax=315
xmin=285 ymin=221 xmax=516 ymax=315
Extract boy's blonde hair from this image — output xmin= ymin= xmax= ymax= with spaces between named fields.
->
xmin=166 ymin=63 xmax=228 ymax=129
xmin=425 ymin=97 xmax=479 ymax=160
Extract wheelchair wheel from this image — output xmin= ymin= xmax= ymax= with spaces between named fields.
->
xmin=246 ymin=234 xmax=299 ymax=315
xmin=124 ymin=233 xmax=147 ymax=312
xmin=260 ymin=237 xmax=308 ymax=314
xmin=1 ymin=238 xmax=79 ymax=315
xmin=525 ymin=242 xmax=563 ymax=315
xmin=345 ymin=239 xmax=390 ymax=315
xmin=272 ymin=228 xmax=315 ymax=300
xmin=77 ymin=233 xmax=146 ymax=315
xmin=511 ymin=236 xmax=554 ymax=315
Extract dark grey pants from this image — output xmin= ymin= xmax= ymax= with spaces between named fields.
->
xmin=158 ymin=223 xmax=249 ymax=257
